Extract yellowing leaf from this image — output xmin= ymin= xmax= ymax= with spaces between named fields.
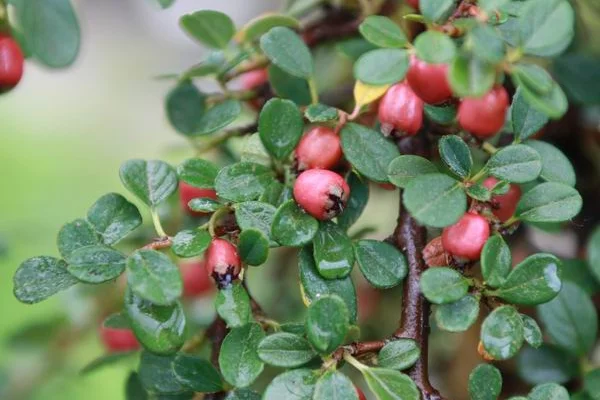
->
xmin=353 ymin=81 xmax=390 ymax=108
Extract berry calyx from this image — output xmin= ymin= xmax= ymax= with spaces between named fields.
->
xmin=482 ymin=177 xmax=522 ymax=222
xmin=442 ymin=212 xmax=490 ymax=261
xmin=378 ymin=82 xmax=424 ymax=136
xmin=406 ymin=55 xmax=452 ymax=105
xmin=457 ymin=86 xmax=509 ymax=139
xmin=205 ymin=238 xmax=242 ymax=288
xmin=180 ymin=259 xmax=214 ymax=298
xmin=99 ymin=325 xmax=139 ymax=353
xmin=293 ymin=169 xmax=350 ymax=220
xmin=356 ymin=386 xmax=367 ymax=400
xmin=0 ymin=35 xmax=24 ymax=90
xmin=295 ymin=126 xmax=343 ymax=171
xmin=179 ymin=181 xmax=217 ymax=216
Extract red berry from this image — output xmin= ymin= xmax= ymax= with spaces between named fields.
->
xmin=179 ymin=181 xmax=217 ymax=216
xmin=295 ymin=126 xmax=343 ymax=171
xmin=406 ymin=55 xmax=452 ymax=105
xmin=482 ymin=177 xmax=522 ymax=222
xmin=99 ymin=325 xmax=139 ymax=353
xmin=406 ymin=0 xmax=419 ymax=10
xmin=293 ymin=169 xmax=350 ymax=220
xmin=180 ymin=259 xmax=214 ymax=298
xmin=356 ymin=386 xmax=367 ymax=400
xmin=378 ymin=82 xmax=423 ymax=136
xmin=0 ymin=35 xmax=24 ymax=89
xmin=442 ymin=212 xmax=490 ymax=261
xmin=205 ymin=238 xmax=242 ymax=288
xmin=241 ymin=68 xmax=268 ymax=90
xmin=457 ymin=86 xmax=509 ymax=139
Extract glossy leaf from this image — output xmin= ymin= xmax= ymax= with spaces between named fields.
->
xmin=481 ymin=235 xmax=511 ymax=288
xmin=414 ymin=31 xmax=456 ymax=64
xmin=353 ymin=49 xmax=409 ymax=85
xmin=215 ymin=162 xmax=273 ymax=202
xmin=235 ymin=201 xmax=277 ymax=244
xmin=260 ymin=27 xmax=313 ymax=78
xmin=67 ymin=245 xmax=126 ymax=284
xmin=215 ymin=282 xmax=251 ymax=328
xmin=338 ymin=173 xmax=369 ymax=230
xmin=257 ymin=332 xmax=316 ymax=368
xmin=468 ymin=364 xmax=502 ymax=400
xmin=57 ymin=219 xmax=101 ymax=259
xmin=434 ymin=294 xmax=480 ymax=332
xmin=219 ymin=322 xmax=265 ymax=387
xmin=387 ymin=155 xmax=437 ymax=188
xmin=486 ymin=144 xmax=542 ymax=183
xmin=516 ymin=182 xmax=582 ymax=223
xmin=165 ymin=82 xmax=205 ymax=135
xmin=119 ymin=160 xmax=178 ymax=207
xmin=526 ymin=140 xmax=576 ymax=186
xmin=271 ymin=200 xmax=318 ymax=247
xmin=313 ymin=222 xmax=355 ymax=279
xmin=258 ymin=98 xmax=304 ymax=160
xmin=521 ymin=314 xmax=543 ymax=348
xmin=314 ymin=371 xmax=358 ymax=400
xmin=87 ymin=193 xmax=142 ymax=245
xmin=177 ymin=158 xmax=218 ymax=188
xmin=180 ymin=10 xmax=235 ymax=49
xmin=172 ymin=354 xmax=223 ymax=393
xmin=138 ymin=352 xmax=188 ymax=394
xmin=480 ymin=305 xmax=524 ymax=360
xmin=438 ymin=135 xmax=472 ymax=178
xmin=263 ymin=369 xmax=318 ymax=400
xmin=127 ymin=249 xmax=182 ymax=306
xmin=354 ymin=240 xmax=407 ymax=289
xmin=238 ymin=229 xmax=269 ymax=266
xmin=359 ymin=16 xmax=407 ymax=48
xmin=511 ymin=88 xmax=549 ymax=141
xmin=377 ymin=339 xmax=420 ymax=370
xmin=171 ymin=229 xmax=211 ymax=258
xmin=13 ymin=256 xmax=78 ymax=304
xmin=306 ymin=295 xmax=349 ymax=354
xmin=420 ymin=267 xmax=469 ymax=304
xmin=362 ymin=368 xmax=420 ymax=400
xmin=187 ymin=196 xmax=220 ymax=213
xmin=304 ymin=103 xmax=338 ymax=123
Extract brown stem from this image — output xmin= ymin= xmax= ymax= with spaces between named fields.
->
xmin=141 ymin=237 xmax=172 ymax=250
xmin=331 ymin=339 xmax=387 ymax=362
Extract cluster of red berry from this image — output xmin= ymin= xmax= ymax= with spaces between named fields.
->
xmin=0 ymin=33 xmax=24 ymax=91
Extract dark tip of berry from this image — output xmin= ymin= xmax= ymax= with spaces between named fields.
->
xmin=211 ymin=265 xmax=238 ymax=289
xmin=325 ymin=189 xmax=346 ymax=219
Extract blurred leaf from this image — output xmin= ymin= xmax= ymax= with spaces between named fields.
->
xmin=304 ymin=103 xmax=338 ymax=122
xmin=513 ymin=64 xmax=554 ymax=95
xmin=271 ymin=200 xmax=318 ymax=247
xmin=306 ymin=295 xmax=349 ymax=353
xmin=420 ymin=267 xmax=469 ymax=304
xmin=353 ymin=81 xmax=390 ymax=108
xmin=481 ymin=235 xmax=511 ymax=288
xmin=67 ymin=245 xmax=126 ymax=283
xmin=215 ymin=282 xmax=251 ymax=328
xmin=525 ymin=140 xmax=576 ymax=186
xmin=225 ymin=389 xmax=262 ymax=400
xmin=449 ymin=53 xmax=495 ymax=98
xmin=156 ymin=0 xmax=175 ymax=9
xmin=511 ymin=88 xmax=549 ymax=141
xmin=516 ymin=182 xmax=582 ymax=223
xmin=584 ymin=369 xmax=600 ymax=400
xmin=414 ymin=31 xmax=456 ymax=64
xmin=138 ymin=352 xmax=188 ymax=394
xmin=434 ymin=294 xmax=480 ymax=332
xmin=260 ymin=27 xmax=313 ymax=78
xmin=359 ymin=16 xmax=407 ymax=48
xmin=438 ymin=135 xmax=472 ymax=178
xmin=424 ymin=104 xmax=457 ymax=125
xmin=480 ymin=305 xmax=524 ymax=360
xmin=387 ymin=155 xmax=437 ymax=188
xmin=219 ymin=322 xmax=265 ymax=387
xmin=166 ymin=82 xmax=205 ymax=135
xmin=259 ymin=98 xmax=304 ymax=160
xmin=87 ymin=193 xmax=142 ymax=245
xmin=377 ymin=339 xmax=420 ymax=371
xmin=103 ymin=313 xmax=130 ymax=329
xmin=195 ymin=100 xmax=242 ymax=136
xmin=238 ymin=14 xmax=300 ymax=43
xmin=81 ymin=351 xmax=137 ymax=376
xmin=268 ymin=64 xmax=312 ymax=106
xmin=172 ymin=354 xmax=223 ymax=393
xmin=127 ymin=249 xmax=182 ymax=305
xmin=354 ymin=240 xmax=407 ymax=289
xmin=263 ymin=369 xmax=317 ymax=400
xmin=238 ymin=229 xmax=269 ymax=265
xmin=338 ymin=173 xmax=369 ymax=230
xmin=172 ymin=229 xmax=211 ymax=258
xmin=313 ymin=222 xmax=354 ymax=279
xmin=353 ymin=49 xmax=409 ymax=85
xmin=57 ymin=219 xmax=101 ymax=259
xmin=470 ymin=24 xmax=505 ymax=64
xmin=528 ymin=383 xmax=569 ymax=400
xmin=517 ymin=345 xmax=578 ymax=385
xmin=314 ymin=371 xmax=358 ymax=400
xmin=588 ymin=227 xmax=600 ymax=284
xmin=120 ymin=160 xmax=178 ymax=207
xmin=126 ymin=372 xmax=148 ymax=400
xmin=258 ymin=332 xmax=316 ymax=367
xmin=215 ymin=162 xmax=274 ymax=202
xmin=420 ymin=0 xmax=455 ymax=23
xmin=180 ymin=10 xmax=235 ymax=49
xmin=518 ymin=81 xmax=568 ymax=120
xmin=561 ymin=259 xmax=600 ymax=295
xmin=553 ymin=53 xmax=600 ymax=105
xmin=486 ymin=144 xmax=542 ymax=183
xmin=468 ymin=364 xmax=502 ymax=400
xmin=336 ymin=37 xmax=378 ymax=61
xmin=13 ymin=257 xmax=77 ymax=304
xmin=517 ymin=0 xmax=574 ymax=57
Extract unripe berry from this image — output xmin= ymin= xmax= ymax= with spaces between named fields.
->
xmin=482 ymin=177 xmax=522 ymax=222
xmin=356 ymin=386 xmax=367 ymax=400
xmin=179 ymin=181 xmax=217 ymax=216
xmin=180 ymin=259 xmax=214 ymax=298
xmin=205 ymin=238 xmax=242 ymax=288
xmin=293 ymin=169 xmax=350 ymax=220
xmin=295 ymin=126 xmax=343 ymax=171
xmin=457 ymin=86 xmax=509 ymax=139
xmin=406 ymin=55 xmax=452 ymax=105
xmin=99 ymin=325 xmax=139 ymax=353
xmin=240 ymin=68 xmax=268 ymax=90
xmin=442 ymin=212 xmax=490 ymax=261
xmin=0 ymin=35 xmax=24 ymax=89
xmin=378 ymin=82 xmax=423 ymax=136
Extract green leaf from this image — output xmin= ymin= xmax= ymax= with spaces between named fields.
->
xmin=304 ymin=103 xmax=339 ymax=123
xmin=494 ymin=253 xmax=561 ymax=305
xmin=188 ymin=198 xmax=221 ymax=213
xmin=354 ymin=240 xmax=407 ymax=289
xmin=420 ymin=267 xmax=469 ymax=304
xmin=516 ymin=182 xmax=582 ymax=223
xmin=486 ymin=144 xmax=542 ymax=183
xmin=521 ymin=314 xmax=543 ymax=348
xmin=466 ymin=183 xmax=491 ymax=202
xmin=119 ymin=160 xmax=178 ymax=207
xmin=584 ymin=369 xmax=600 ymax=400
xmin=362 ymin=368 xmax=420 ymax=400
xmin=172 ymin=354 xmax=223 ymax=393
xmin=306 ymin=295 xmax=349 ymax=354
xmin=470 ymin=24 xmax=506 ymax=64
xmin=268 ymin=64 xmax=312 ymax=106
xmin=511 ymin=88 xmax=549 ymax=141
xmin=21 ymin=0 xmax=80 ymax=68
xmin=103 ymin=313 xmax=130 ymax=329
xmin=180 ymin=52 xmax=226 ymax=80
xmin=538 ymin=282 xmax=598 ymax=356
xmin=235 ymin=201 xmax=277 ymax=244
xmin=414 ymin=31 xmax=456 ymax=64
xmin=215 ymin=162 xmax=273 ymax=202
xmin=271 ymin=200 xmax=318 ymax=247
xmin=553 ymin=53 xmax=600 ymax=106
xmin=525 ymin=140 xmax=576 ymax=186
xmin=165 ymin=82 xmax=205 ymax=135
xmin=260 ymin=27 xmax=314 ymax=79
xmin=177 ymin=158 xmax=219 ymax=188
xmin=299 ymin=247 xmax=357 ymax=323
xmin=195 ymin=100 xmax=242 ymax=136
xmin=139 ymin=352 xmax=189 ymax=394
xmin=219 ymin=322 xmax=265 ymax=388
xmin=468 ymin=364 xmax=502 ymax=400
xmin=434 ymin=294 xmax=480 ymax=332
xmin=377 ymin=339 xmax=420 ymax=370
xmin=518 ymin=0 xmax=574 ymax=57
xmin=87 ymin=193 xmax=142 ymax=245
xmin=126 ymin=372 xmax=148 ymax=400
xmin=353 ymin=49 xmax=409 ymax=85
xmin=238 ymin=229 xmax=269 ymax=266
xmin=424 ymin=104 xmax=457 ymax=126
xmin=359 ymin=16 xmax=407 ymax=48
xmin=588 ymin=226 xmax=600 ymax=284
xmin=478 ymin=0 xmax=509 ymax=13
xmin=67 ymin=245 xmax=126 ymax=284
xmin=480 ymin=305 xmax=524 ymax=360
xmin=448 ymin=53 xmax=495 ymax=98
xmin=562 ymin=259 xmax=600 ymax=296
xmin=127 ymin=249 xmax=182 ymax=305
xmin=125 ymin=290 xmax=186 ymax=355
xmin=387 ymin=155 xmax=437 ymax=188
xmin=156 ymin=0 xmax=175 ymax=9
xmin=258 ymin=98 xmax=304 ymax=160
xmin=513 ymin=64 xmax=554 ymax=95
xmin=313 ymin=222 xmax=355 ymax=279
xmin=420 ymin=0 xmax=456 ymax=23
xmin=257 ymin=332 xmax=316 ymax=368
xmin=240 ymin=14 xmax=300 ymax=43
xmin=171 ymin=229 xmax=211 ymax=258
xmin=263 ymin=369 xmax=318 ymax=400
xmin=403 ymin=173 xmax=466 ymax=228
xmin=225 ymin=389 xmax=262 ymax=400
xmin=13 ymin=256 xmax=78 ymax=304
xmin=57 ymin=219 xmax=101 ymax=259
xmin=519 ymin=81 xmax=568 ymax=120
xmin=338 ymin=173 xmax=370 ymax=230
xmin=341 ymin=123 xmax=401 ymax=183
xmin=81 ymin=351 xmax=137 ymax=375
xmin=481 ymin=235 xmax=511 ymax=288
xmin=528 ymin=383 xmax=569 ymax=400
xmin=336 ymin=37 xmax=378 ymax=61
xmin=517 ymin=345 xmax=578 ymax=385
xmin=215 ymin=282 xmax=251 ymax=328
xmin=180 ymin=10 xmax=235 ymax=49
xmin=438 ymin=135 xmax=472 ymax=178
xmin=314 ymin=371 xmax=358 ymax=400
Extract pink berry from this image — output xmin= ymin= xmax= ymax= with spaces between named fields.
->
xmin=99 ymin=325 xmax=139 ymax=353
xmin=295 ymin=126 xmax=343 ymax=171
xmin=180 ymin=259 xmax=214 ymax=298
xmin=378 ymin=82 xmax=424 ymax=136
xmin=293 ymin=169 xmax=350 ymax=220
xmin=240 ymin=68 xmax=268 ymax=90
xmin=205 ymin=238 xmax=242 ymax=288
xmin=0 ymin=35 xmax=24 ymax=89
xmin=406 ymin=0 xmax=419 ymax=10
xmin=457 ymin=86 xmax=509 ymax=139
xmin=482 ymin=177 xmax=522 ymax=222
xmin=442 ymin=212 xmax=490 ymax=261
xmin=179 ymin=181 xmax=217 ymax=216
xmin=406 ymin=55 xmax=452 ymax=105
xmin=356 ymin=386 xmax=367 ymax=400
